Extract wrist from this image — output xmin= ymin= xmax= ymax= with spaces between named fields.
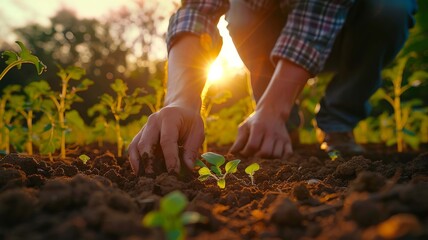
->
xmin=256 ymin=59 xmax=310 ymax=121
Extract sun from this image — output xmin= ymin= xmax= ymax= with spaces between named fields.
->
xmin=207 ymin=60 xmax=224 ymax=84
xmin=206 ymin=16 xmax=244 ymax=85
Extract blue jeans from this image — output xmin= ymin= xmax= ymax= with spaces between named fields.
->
xmin=226 ymin=0 xmax=418 ymax=133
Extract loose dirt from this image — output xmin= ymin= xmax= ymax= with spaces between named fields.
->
xmin=1 ymin=144 xmax=427 ymax=239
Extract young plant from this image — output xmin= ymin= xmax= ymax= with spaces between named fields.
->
xmin=79 ymin=154 xmax=90 ymax=164
xmin=89 ymin=79 xmax=144 ymax=157
xmin=9 ymin=81 xmax=50 ymax=155
xmin=1 ymin=41 xmax=46 ymax=80
xmin=245 ymin=163 xmax=260 ymax=185
xmin=0 ymin=85 xmax=21 ymax=154
xmin=196 ymin=152 xmax=241 ymax=189
xmin=142 ymin=190 xmax=204 ymax=240
xmin=378 ymin=55 xmax=428 ymax=152
xmin=48 ymin=65 xmax=93 ymax=159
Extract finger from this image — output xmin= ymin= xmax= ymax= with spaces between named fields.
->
xmin=272 ymin=140 xmax=284 ymax=159
xmin=139 ymin=122 xmax=160 ymax=174
xmin=160 ymin=119 xmax=181 ymax=173
xmin=241 ymin=125 xmax=264 ymax=156
xmin=256 ymin=135 xmax=275 ymax=159
xmin=183 ymin=120 xmax=204 ymax=169
xmin=230 ymin=124 xmax=250 ymax=154
xmin=282 ymin=140 xmax=293 ymax=160
xmin=128 ymin=129 xmax=143 ymax=174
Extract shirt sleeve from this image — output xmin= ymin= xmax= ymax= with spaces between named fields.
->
xmin=272 ymin=0 xmax=354 ymax=75
xmin=166 ymin=0 xmax=229 ymax=56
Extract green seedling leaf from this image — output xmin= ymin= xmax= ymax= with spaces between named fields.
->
xmin=201 ymin=152 xmax=225 ymax=167
xmin=198 ymin=174 xmax=211 ymax=181
xmin=217 ymin=178 xmax=226 ymax=189
xmin=43 ymin=123 xmax=53 ymax=132
xmin=245 ymin=163 xmax=260 ymax=176
xmin=225 ymin=159 xmax=241 ymax=174
xmin=142 ymin=211 xmax=164 ymax=227
xmin=79 ymin=154 xmax=90 ymax=164
xmin=160 ymin=191 xmax=187 ymax=215
xmin=210 ymin=165 xmax=222 ymax=176
xmin=16 ymin=41 xmax=46 ymax=74
xmin=198 ymin=167 xmax=211 ymax=176
xmin=194 ymin=159 xmax=207 ymax=168
xmin=2 ymin=50 xmax=18 ymax=65
xmin=402 ymin=128 xmax=416 ymax=136
xmin=328 ymin=150 xmax=340 ymax=160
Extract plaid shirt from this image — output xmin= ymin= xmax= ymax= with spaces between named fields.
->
xmin=167 ymin=0 xmax=354 ymax=74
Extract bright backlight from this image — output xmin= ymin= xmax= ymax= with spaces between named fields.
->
xmin=207 ymin=60 xmax=224 ymax=84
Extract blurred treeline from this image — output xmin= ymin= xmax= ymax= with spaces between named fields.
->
xmin=0 ymin=1 xmax=178 ymax=121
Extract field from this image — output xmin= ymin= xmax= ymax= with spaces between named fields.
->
xmin=1 ymin=143 xmax=427 ymax=240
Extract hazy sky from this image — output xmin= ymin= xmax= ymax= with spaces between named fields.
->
xmin=0 ymin=0 xmax=243 ymax=67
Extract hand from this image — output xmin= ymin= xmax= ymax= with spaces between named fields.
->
xmin=128 ymin=105 xmax=204 ymax=174
xmin=230 ymin=110 xmax=293 ymax=159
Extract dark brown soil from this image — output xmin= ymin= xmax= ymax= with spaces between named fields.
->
xmin=1 ymin=144 xmax=427 ymax=240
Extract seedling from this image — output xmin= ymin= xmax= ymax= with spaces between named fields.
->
xmin=142 ymin=190 xmax=204 ymax=240
xmin=1 ymin=41 xmax=46 ymax=80
xmin=9 ymin=81 xmax=50 ymax=155
xmin=79 ymin=154 xmax=90 ymax=164
xmin=88 ymin=79 xmax=144 ymax=157
xmin=0 ymin=85 xmax=21 ymax=154
xmin=48 ymin=65 xmax=93 ymax=159
xmin=377 ymin=55 xmax=428 ymax=152
xmin=245 ymin=163 xmax=260 ymax=185
xmin=196 ymin=152 xmax=241 ymax=189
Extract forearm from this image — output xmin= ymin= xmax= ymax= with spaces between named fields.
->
xmin=256 ymin=59 xmax=310 ymax=120
xmin=164 ymin=35 xmax=214 ymax=110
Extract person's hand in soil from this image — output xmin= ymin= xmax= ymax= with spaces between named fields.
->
xmin=128 ymin=105 xmax=204 ymax=174
xmin=128 ymin=35 xmax=214 ymax=174
xmin=230 ymin=59 xmax=310 ymax=159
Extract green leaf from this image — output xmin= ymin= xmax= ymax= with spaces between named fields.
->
xmin=194 ymin=159 xmax=207 ymax=168
xmin=328 ymin=150 xmax=340 ymax=160
xmin=201 ymin=152 xmax=225 ymax=167
xmin=111 ymin=78 xmax=128 ymax=95
xmin=142 ymin=211 xmax=164 ymax=227
xmin=402 ymin=128 xmax=416 ymax=136
xmin=166 ymin=229 xmax=183 ymax=240
xmin=225 ymin=159 xmax=241 ymax=174
xmin=408 ymin=70 xmax=428 ymax=87
xmin=43 ymin=123 xmax=53 ymax=132
xmin=160 ymin=191 xmax=187 ymax=216
xmin=245 ymin=163 xmax=260 ymax=175
xmin=79 ymin=154 xmax=90 ymax=164
xmin=198 ymin=175 xmax=211 ymax=181
xmin=198 ymin=167 xmax=211 ymax=176
xmin=210 ymin=165 xmax=222 ymax=176
xmin=217 ymin=179 xmax=226 ymax=189
xmin=16 ymin=41 xmax=46 ymax=74
xmin=2 ymin=50 xmax=19 ymax=65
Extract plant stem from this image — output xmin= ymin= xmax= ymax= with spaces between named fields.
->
xmin=58 ymin=75 xmax=70 ymax=159
xmin=26 ymin=110 xmax=33 ymax=155
xmin=0 ymin=60 xmax=33 ymax=81
xmin=115 ymin=118 xmax=123 ymax=157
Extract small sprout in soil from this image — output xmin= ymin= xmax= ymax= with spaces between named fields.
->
xmin=196 ymin=152 xmax=240 ymax=189
xmin=245 ymin=163 xmax=260 ymax=185
xmin=328 ymin=150 xmax=340 ymax=160
xmin=79 ymin=154 xmax=90 ymax=164
xmin=142 ymin=190 xmax=205 ymax=240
